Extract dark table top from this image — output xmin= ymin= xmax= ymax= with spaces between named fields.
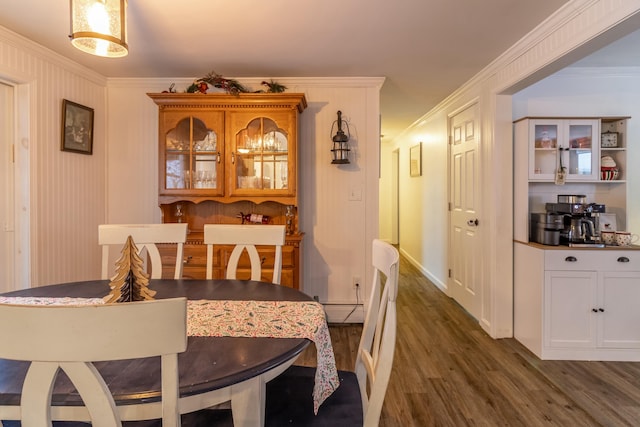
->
xmin=0 ymin=279 xmax=312 ymax=407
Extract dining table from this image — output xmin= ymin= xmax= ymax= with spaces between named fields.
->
xmin=0 ymin=279 xmax=339 ymax=427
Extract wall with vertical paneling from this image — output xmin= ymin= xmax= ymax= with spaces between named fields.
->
xmin=0 ymin=26 xmax=106 ymax=288
xmin=106 ymin=78 xmax=383 ymax=321
xmin=0 ymin=22 xmax=382 ymax=309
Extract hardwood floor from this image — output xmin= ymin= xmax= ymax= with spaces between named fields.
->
xmin=296 ymin=252 xmax=640 ymax=426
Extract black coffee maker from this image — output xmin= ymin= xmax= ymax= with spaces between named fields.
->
xmin=545 ymin=195 xmax=605 ymax=246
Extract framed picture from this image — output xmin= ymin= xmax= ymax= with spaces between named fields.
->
xmin=61 ymin=99 xmax=94 ymax=154
xmin=410 ymin=142 xmax=422 ymax=177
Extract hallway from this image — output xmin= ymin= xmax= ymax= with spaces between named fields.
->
xmin=299 ymin=252 xmax=640 ymax=426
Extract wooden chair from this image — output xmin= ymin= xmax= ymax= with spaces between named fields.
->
xmin=264 ymin=239 xmax=400 ymax=426
xmin=0 ymin=298 xmax=188 ymax=427
xmin=203 ymin=224 xmax=286 ymax=285
xmin=99 ymin=223 xmax=188 ymax=280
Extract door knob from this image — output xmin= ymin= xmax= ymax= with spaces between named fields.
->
xmin=467 ymin=219 xmax=479 ymax=227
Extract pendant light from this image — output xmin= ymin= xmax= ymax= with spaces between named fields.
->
xmin=69 ymin=0 xmax=128 ymax=58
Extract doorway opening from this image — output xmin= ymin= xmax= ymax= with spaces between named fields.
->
xmin=391 ymin=148 xmax=399 ymax=245
xmin=0 ymin=79 xmax=31 ymax=291
xmin=0 ymin=81 xmax=15 ymax=292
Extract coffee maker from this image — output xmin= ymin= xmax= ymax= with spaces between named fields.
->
xmin=545 ymin=195 xmax=606 ymax=247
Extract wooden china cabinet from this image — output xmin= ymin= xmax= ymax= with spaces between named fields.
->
xmin=147 ymin=93 xmax=307 ymax=288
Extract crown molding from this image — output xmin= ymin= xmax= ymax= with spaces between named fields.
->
xmin=0 ymin=25 xmax=106 ymax=86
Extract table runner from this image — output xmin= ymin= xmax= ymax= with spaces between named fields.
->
xmin=0 ymin=297 xmax=339 ymax=414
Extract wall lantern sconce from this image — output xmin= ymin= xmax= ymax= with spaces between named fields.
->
xmin=330 ymin=110 xmax=350 ymax=164
xmin=69 ymin=0 xmax=128 ymax=58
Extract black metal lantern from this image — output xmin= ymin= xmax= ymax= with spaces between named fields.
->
xmin=331 ymin=110 xmax=350 ymax=164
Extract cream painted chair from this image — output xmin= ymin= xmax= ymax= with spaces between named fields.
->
xmin=0 ymin=298 xmax=187 ymax=427
xmin=99 ymin=223 xmax=188 ymax=280
xmin=204 ymin=224 xmax=286 ymax=284
xmin=263 ymin=239 xmax=400 ymax=426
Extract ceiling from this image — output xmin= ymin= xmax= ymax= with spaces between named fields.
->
xmin=0 ymin=0 xmax=573 ymax=141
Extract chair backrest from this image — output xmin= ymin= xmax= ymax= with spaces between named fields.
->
xmin=0 ymin=298 xmax=188 ymax=427
xmin=99 ymin=223 xmax=188 ymax=280
xmin=355 ymin=239 xmax=400 ymax=427
xmin=203 ymin=224 xmax=286 ymax=284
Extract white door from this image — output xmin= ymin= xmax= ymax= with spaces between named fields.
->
xmin=0 ymin=82 xmax=15 ymax=293
xmin=448 ymin=103 xmax=481 ymax=319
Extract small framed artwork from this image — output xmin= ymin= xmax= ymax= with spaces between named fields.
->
xmin=61 ymin=99 xmax=94 ymax=154
xmin=410 ymin=142 xmax=422 ymax=177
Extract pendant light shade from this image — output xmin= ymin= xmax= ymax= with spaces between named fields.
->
xmin=69 ymin=0 xmax=128 ymax=58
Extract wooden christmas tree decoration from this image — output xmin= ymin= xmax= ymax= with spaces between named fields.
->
xmin=104 ymin=235 xmax=156 ymax=303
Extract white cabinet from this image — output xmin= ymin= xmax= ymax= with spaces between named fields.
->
xmin=598 ymin=271 xmax=640 ymax=348
xmin=514 ymin=243 xmax=640 ymax=361
xmin=544 ymin=270 xmax=597 ymax=349
xmin=518 ymin=118 xmax=600 ymax=181
xmin=514 ymin=117 xmax=630 ymax=183
xmin=512 ymin=116 xmax=631 ymax=243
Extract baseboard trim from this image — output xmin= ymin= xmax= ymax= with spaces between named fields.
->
xmin=323 ymin=304 xmax=364 ymax=324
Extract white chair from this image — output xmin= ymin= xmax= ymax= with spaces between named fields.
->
xmin=204 ymin=224 xmax=286 ymax=284
xmin=99 ymin=223 xmax=188 ymax=280
xmin=263 ymin=239 xmax=400 ymax=426
xmin=0 ymin=298 xmax=187 ymax=427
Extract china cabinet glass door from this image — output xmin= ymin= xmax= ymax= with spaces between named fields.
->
xmin=162 ymin=112 xmax=224 ymax=196
xmin=529 ymin=121 xmax=560 ymax=180
xmin=230 ymin=114 xmax=294 ymax=196
xmin=563 ymin=120 xmax=598 ymax=181
xmin=528 ymin=119 xmax=599 ymax=182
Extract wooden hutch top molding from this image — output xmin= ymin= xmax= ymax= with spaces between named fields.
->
xmin=147 ymin=92 xmax=308 ymax=113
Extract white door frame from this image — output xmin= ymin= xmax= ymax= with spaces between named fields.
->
xmin=0 ymin=81 xmax=15 ymax=293
xmin=0 ymin=76 xmax=31 ymax=290
xmin=391 ymin=148 xmax=399 ymax=245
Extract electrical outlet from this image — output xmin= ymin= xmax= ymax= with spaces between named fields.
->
xmin=352 ymin=276 xmax=361 ymax=289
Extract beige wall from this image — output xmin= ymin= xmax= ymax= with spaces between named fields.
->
xmin=106 ymin=78 xmax=383 ymax=322
xmin=0 ymin=26 xmax=107 ymax=288
xmin=0 ymin=23 xmax=383 ymax=315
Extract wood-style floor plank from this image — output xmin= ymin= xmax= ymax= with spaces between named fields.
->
xmin=297 ymin=251 xmax=640 ymax=426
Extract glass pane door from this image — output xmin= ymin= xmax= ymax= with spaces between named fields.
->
xmin=164 ymin=116 xmax=222 ymax=192
xmin=235 ymin=117 xmax=289 ymax=191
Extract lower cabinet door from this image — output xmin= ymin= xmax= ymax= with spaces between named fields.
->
xmin=544 ymin=270 xmax=598 ymax=349
xmin=598 ymin=271 xmax=640 ymax=349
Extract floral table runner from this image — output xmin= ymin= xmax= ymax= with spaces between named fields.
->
xmin=0 ymin=297 xmax=339 ymax=413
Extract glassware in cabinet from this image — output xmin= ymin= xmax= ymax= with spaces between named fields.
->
xmin=564 ymin=120 xmax=598 ymax=180
xmin=529 ymin=120 xmax=560 ymax=180
xmin=527 ymin=119 xmax=599 ymax=181
xmin=161 ymin=111 xmax=225 ymax=197
xmin=228 ymin=112 xmax=296 ymax=197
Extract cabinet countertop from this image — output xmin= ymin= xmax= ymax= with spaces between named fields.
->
xmin=514 ymin=240 xmax=640 ymax=250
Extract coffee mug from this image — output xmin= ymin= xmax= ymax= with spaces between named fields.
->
xmin=615 ymin=231 xmax=639 ymax=247
xmin=601 ymin=231 xmax=616 ymax=246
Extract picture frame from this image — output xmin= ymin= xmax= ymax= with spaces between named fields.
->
xmin=61 ymin=99 xmax=94 ymax=155
xmin=410 ymin=142 xmax=422 ymax=177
